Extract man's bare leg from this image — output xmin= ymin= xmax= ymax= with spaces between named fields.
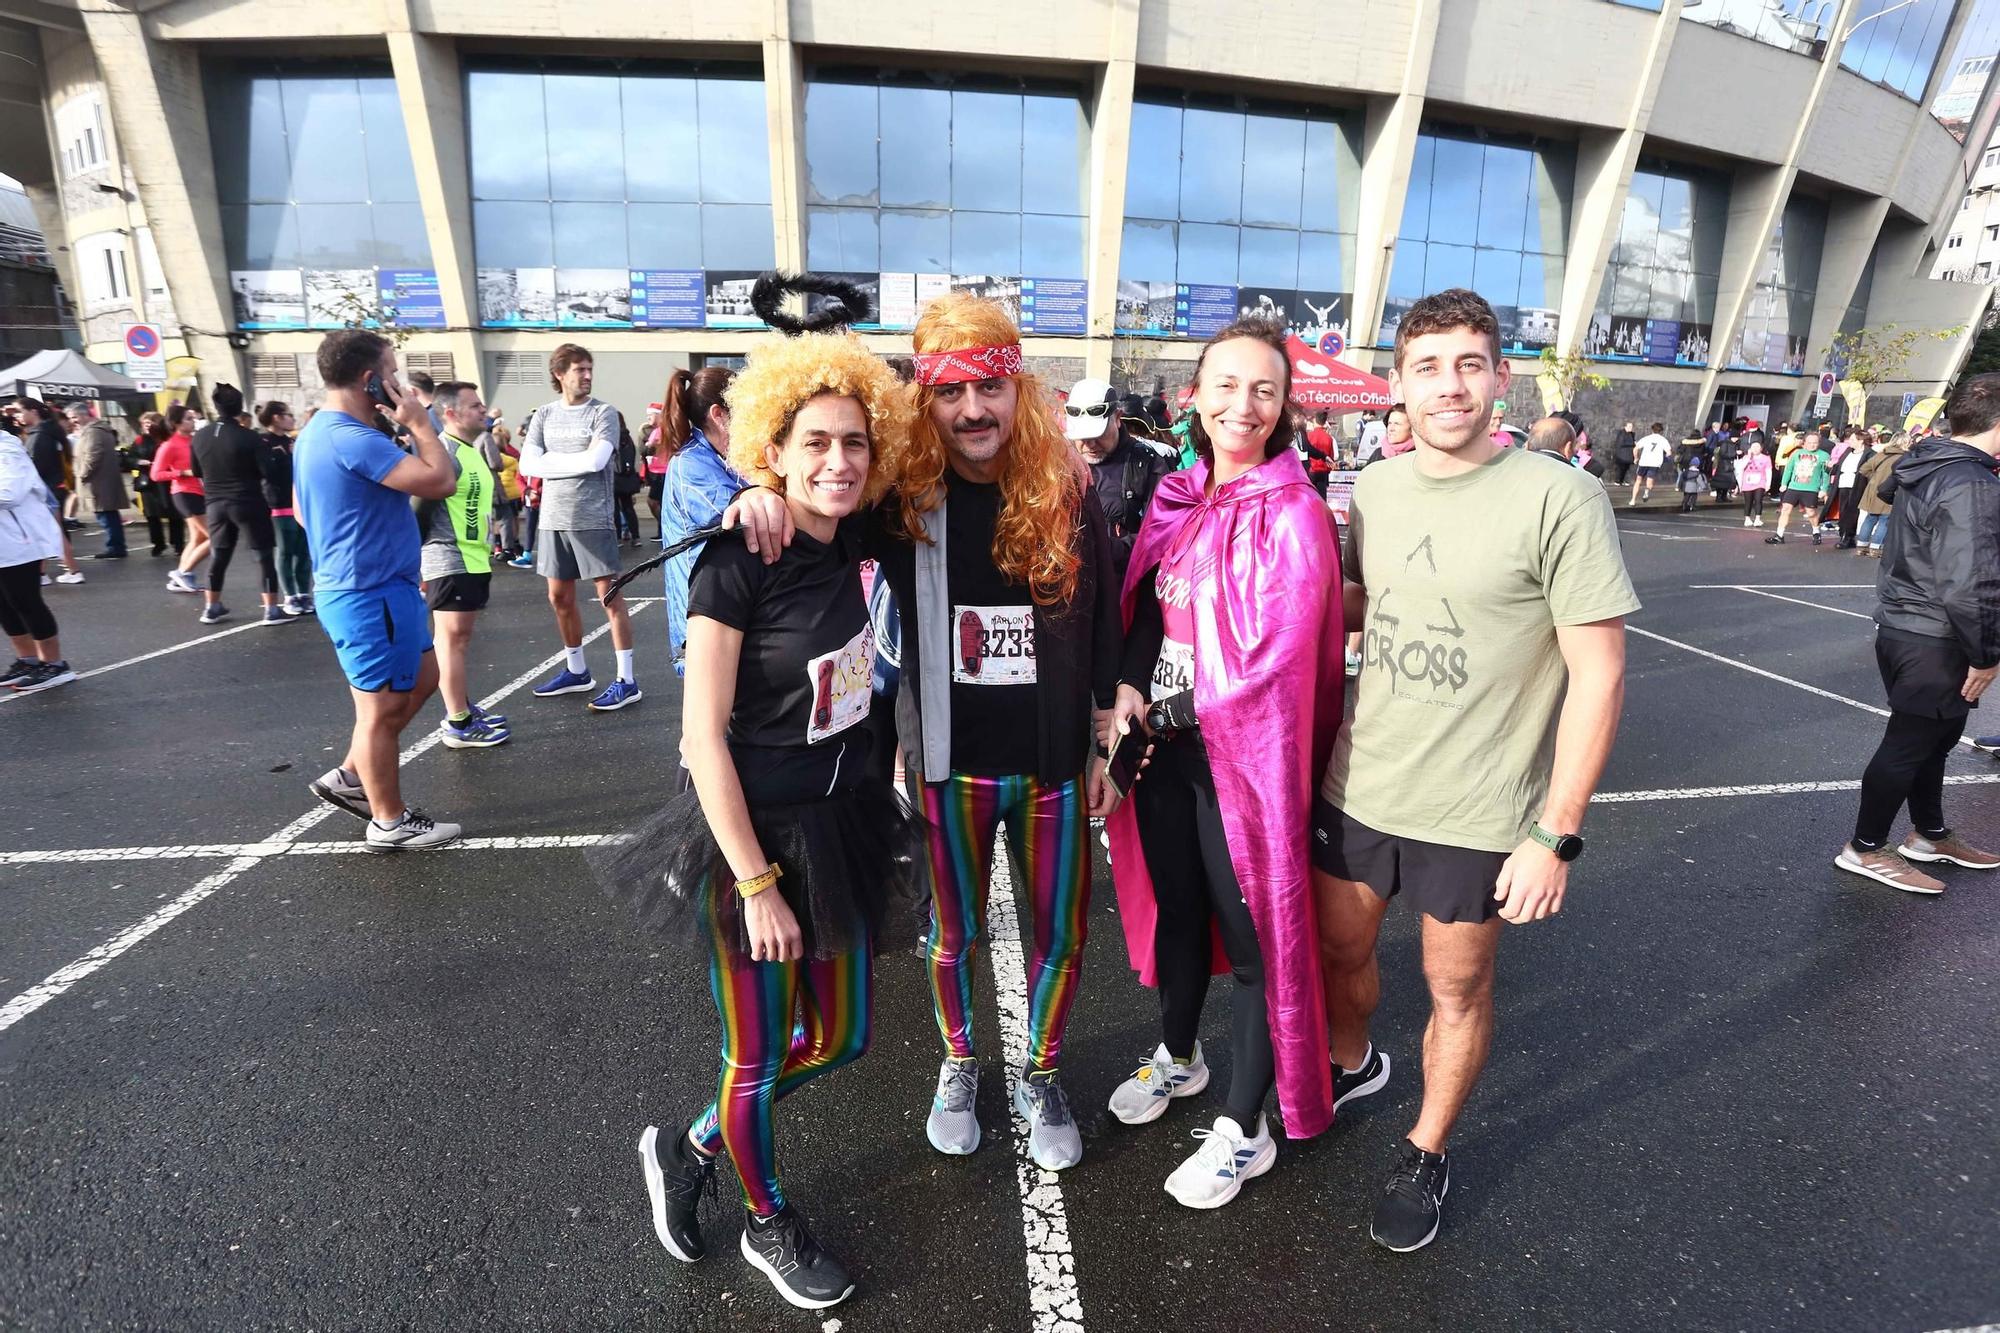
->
xmin=342 ymin=653 xmax=438 ymax=823
xmin=1314 ymin=869 xmax=1392 ymax=1070
xmin=1408 ymin=914 xmax=1503 ymax=1154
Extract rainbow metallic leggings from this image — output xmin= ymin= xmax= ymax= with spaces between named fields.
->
xmin=689 ymin=910 xmax=872 ymax=1216
xmin=921 ymin=772 xmax=1090 ymax=1073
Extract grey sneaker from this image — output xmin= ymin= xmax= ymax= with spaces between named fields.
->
xmin=363 ymin=807 xmax=462 ymax=853
xmin=309 ymin=766 xmax=371 ymax=821
xmin=926 ymin=1057 xmax=981 ymax=1155
xmin=1108 ymin=1041 xmax=1210 ymax=1126
xmin=1014 ymin=1067 xmax=1083 ymax=1171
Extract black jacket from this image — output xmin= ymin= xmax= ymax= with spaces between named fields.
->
xmin=1087 ymin=430 xmax=1174 ymax=582
xmin=28 ymin=418 xmax=67 ymax=492
xmin=1874 ymin=439 xmax=2000 ymax=668
xmin=1611 ymin=429 xmax=1636 ymax=463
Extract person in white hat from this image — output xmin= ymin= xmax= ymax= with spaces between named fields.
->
xmin=1065 ymin=377 xmax=1172 ymax=583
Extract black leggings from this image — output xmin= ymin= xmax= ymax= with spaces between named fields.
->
xmin=1135 ymin=731 xmax=1273 ymax=1128
xmin=208 ymin=499 xmax=278 ymax=597
xmin=1855 ymin=710 xmax=1966 ymax=848
xmin=1743 ymin=489 xmax=1766 ymax=520
xmin=0 ymin=561 xmax=58 ymax=642
xmin=615 ymin=492 xmax=641 ymax=542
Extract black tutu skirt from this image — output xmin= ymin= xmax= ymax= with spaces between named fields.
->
xmin=588 ymin=779 xmax=930 ymax=970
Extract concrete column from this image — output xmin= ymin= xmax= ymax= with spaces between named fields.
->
xmin=1347 ymin=0 xmax=1440 ymax=363
xmin=1801 ymin=192 xmax=1889 ymax=372
xmin=762 ymin=24 xmax=807 ymax=274
xmin=385 ymin=19 xmax=481 ymax=378
xmin=77 ymin=6 xmax=241 ymax=391
xmin=1083 ymin=0 xmax=1141 ymax=380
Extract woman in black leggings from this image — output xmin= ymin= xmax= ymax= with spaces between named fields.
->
xmin=2 ymin=437 xmax=77 ymax=693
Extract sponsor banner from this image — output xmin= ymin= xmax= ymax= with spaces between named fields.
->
xmin=229 ymin=270 xmax=308 ymax=330
xmin=630 ymin=270 xmax=704 ymax=329
xmin=478 ymin=267 xmax=557 ymax=327
xmin=379 ymin=269 xmax=444 ymax=328
xmin=1020 ymin=277 xmax=1087 ymax=335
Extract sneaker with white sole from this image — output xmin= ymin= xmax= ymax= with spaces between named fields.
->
xmin=54 ymin=569 xmax=84 ymax=585
xmin=439 ymin=714 xmax=510 ymax=749
xmin=533 ymin=666 xmax=594 ymax=697
xmin=1333 ymin=1044 xmax=1392 ymax=1113
xmin=9 ymin=660 xmax=76 ymax=694
xmin=1164 ymin=1113 xmax=1275 ymax=1209
xmin=199 ymin=603 xmax=229 ymax=625
xmin=363 ymin=807 xmax=462 ymax=853
xmin=260 ymin=605 xmax=300 ymax=627
xmin=1108 ymin=1042 xmax=1210 ymax=1125
xmin=1897 ymin=830 xmax=2000 ymax=869
xmin=309 ymin=766 xmax=371 ymax=821
xmin=1014 ymin=1067 xmax=1082 ymax=1171
xmin=637 ymin=1124 xmax=714 ymax=1263
xmin=0 ymin=657 xmax=38 ymax=688
xmin=1834 ymin=842 xmax=1943 ymax=895
xmin=926 ymin=1056 xmax=981 ymax=1155
xmin=1371 ymin=1138 xmax=1451 ymax=1252
xmin=166 ymin=570 xmax=200 ymax=594
xmin=740 ymin=1204 xmax=854 ymax=1311
xmin=587 ymin=678 xmax=643 ymax=712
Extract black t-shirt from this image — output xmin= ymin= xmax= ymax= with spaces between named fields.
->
xmin=687 ymin=522 xmax=875 ymax=803
xmin=191 ymin=421 xmax=271 ymax=506
xmin=944 ymin=471 xmax=1039 ymax=776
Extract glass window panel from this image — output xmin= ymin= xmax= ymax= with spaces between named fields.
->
xmin=1692 ymin=272 xmax=1719 ymax=321
xmin=804 ymin=82 xmax=878 ymax=207
xmin=702 ymin=204 xmax=775 ymax=269
xmin=1425 ymin=138 xmax=1483 ymax=247
xmin=224 ymin=203 xmax=299 ymax=270
xmin=1518 ymin=251 xmax=1561 ymax=309
xmin=1298 ymin=230 xmax=1343 ymax=291
xmin=1177 ymin=221 xmax=1239 ymax=285
xmin=1022 ymin=95 xmax=1084 ymax=215
xmin=370 ymin=202 xmax=430 ymax=266
xmin=806 ymin=206 xmax=879 ymax=271
xmin=698 ymin=80 xmax=772 ymax=205
xmin=1399 ymin=135 xmax=1434 ymax=241
xmin=629 ymin=202 xmax=703 ymax=269
xmin=1022 ymin=213 xmax=1085 ymax=277
xmin=358 ymin=79 xmax=418 ymax=204
xmin=552 ymin=201 xmax=627 ymax=268
xmin=1622 ymin=171 xmax=1665 ymax=263
xmin=952 ymin=91 xmax=1022 ymax=213
xmin=1125 ymin=102 xmax=1183 ymax=220
xmin=1473 ymin=247 xmax=1521 ymax=309
xmin=1862 ymin=5 xmax=1905 ymax=83
xmin=1611 ymin=263 xmax=1650 ymax=313
xmin=881 ymin=208 xmax=951 ymax=272
xmin=469 ymin=71 xmax=548 ymax=201
xmin=543 ymin=74 xmax=625 ymax=203
xmin=1119 ymin=218 xmax=1176 ymax=282
xmin=1907 ymin=0 xmax=1957 ymax=98
xmin=1840 ymin=1 xmax=1883 ymax=78
xmin=881 ymin=87 xmax=951 ymax=208
xmin=212 ymin=75 xmax=291 ymax=205
xmin=1648 ymin=275 xmax=1681 ymax=320
xmin=1477 ymin=146 xmax=1532 ymax=254
xmin=474 ymin=201 xmax=552 ymax=267
xmin=952 ymin=209 xmax=1020 ymax=274
xmin=1386 ymin=240 xmax=1426 ymax=300
xmin=1424 ymin=242 xmax=1475 ymax=292
xmin=1736 ymin=317 xmax=1767 ymax=366
xmin=1881 ymin=3 xmax=1925 ymax=88
xmin=1527 ymin=146 xmax=1574 ymax=255
xmin=1239 ymin=226 xmax=1299 ymax=287
xmin=1656 ymin=175 xmax=1693 ymax=257
xmin=1241 ymin=113 xmax=1305 ymax=228
xmin=282 ymin=78 xmax=367 ymax=203
xmin=624 ymin=77 xmax=701 ymax=203
xmin=1303 ymin=118 xmax=1359 ymax=234
xmin=1179 ymin=109 xmax=1245 ymax=225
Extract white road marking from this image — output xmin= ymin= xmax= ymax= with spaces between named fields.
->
xmin=0 ymin=603 xmax=655 ymax=1034
xmin=0 ymin=618 xmax=273 ymax=704
xmin=1595 ymin=773 xmax=2000 ymax=803
xmin=1627 ymin=624 xmax=1980 ymax=751
xmin=1621 ymin=530 xmax=1714 ymax=541
xmin=1688 ymin=584 xmax=1876 ymax=589
xmin=1713 ymin=586 xmax=1874 ymax=621
xmin=984 ymin=839 xmax=1085 ymax=1333
xmin=0 ymin=834 xmax=625 ymax=866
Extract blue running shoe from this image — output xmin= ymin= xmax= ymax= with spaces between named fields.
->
xmin=534 ymin=666 xmax=595 ymax=697
xmin=507 ymin=550 xmax=535 ymax=569
xmin=439 ymin=715 xmax=511 ymax=749
xmin=588 ymin=678 xmax=643 ymax=712
xmin=470 ymin=702 xmax=508 ymax=727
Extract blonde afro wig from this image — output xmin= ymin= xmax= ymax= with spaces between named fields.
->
xmin=723 ymin=332 xmax=915 ymax=507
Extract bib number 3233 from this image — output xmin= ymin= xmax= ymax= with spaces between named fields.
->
xmin=952 ymin=605 xmax=1036 ymax=686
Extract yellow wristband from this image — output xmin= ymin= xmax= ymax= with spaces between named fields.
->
xmin=735 ymin=863 xmax=783 ymax=898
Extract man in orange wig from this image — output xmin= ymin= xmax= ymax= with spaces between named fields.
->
xmin=730 ymin=292 xmax=1120 ymax=1172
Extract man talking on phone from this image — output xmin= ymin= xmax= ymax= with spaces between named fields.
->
xmin=294 ymin=329 xmax=465 ymax=851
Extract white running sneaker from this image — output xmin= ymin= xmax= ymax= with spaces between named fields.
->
xmin=308 ymin=766 xmax=371 ymax=821
xmin=54 ymin=569 xmax=84 ymax=585
xmin=1164 ymin=1113 xmax=1276 ymax=1210
xmin=363 ymin=807 xmax=462 ymax=853
xmin=926 ymin=1057 xmax=981 ymax=1155
xmin=1014 ymin=1067 xmax=1083 ymax=1171
xmin=1108 ymin=1041 xmax=1210 ymax=1125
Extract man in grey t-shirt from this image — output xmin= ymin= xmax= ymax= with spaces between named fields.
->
xmin=517 ymin=343 xmax=641 ymax=712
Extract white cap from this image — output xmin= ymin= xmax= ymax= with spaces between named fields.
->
xmin=1062 ymin=377 xmax=1115 ymax=440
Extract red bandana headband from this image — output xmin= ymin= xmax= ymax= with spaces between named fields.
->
xmin=912 ymin=342 xmax=1024 ymax=387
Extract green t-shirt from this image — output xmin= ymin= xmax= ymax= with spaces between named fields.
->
xmin=1780 ymin=449 xmax=1830 ymax=494
xmin=420 ymin=437 xmax=495 ymax=578
xmin=1321 ymin=448 xmax=1642 ymax=853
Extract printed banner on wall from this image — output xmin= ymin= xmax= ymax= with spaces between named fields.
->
xmin=951 ymin=275 xmax=1022 ymax=324
xmin=1674 ymin=322 xmax=1711 ymax=367
xmin=478 ymin=267 xmax=556 ymax=327
xmin=1115 ymin=280 xmax=1176 ymax=336
xmin=303 ymin=268 xmax=374 ymax=329
xmin=380 ymin=270 xmax=445 ymax=328
xmin=1020 ymin=277 xmax=1087 ymax=335
xmin=1501 ymin=306 xmax=1560 ymax=355
xmin=630 ymin=270 xmax=704 ymax=329
xmin=704 ymin=271 xmax=766 ymax=329
xmin=556 ymin=269 xmax=634 ymax=328
xmin=1175 ymin=284 xmax=1237 ymax=338
xmin=232 ymin=267 xmax=445 ymax=332
xmin=229 ymin=270 xmax=308 ymax=331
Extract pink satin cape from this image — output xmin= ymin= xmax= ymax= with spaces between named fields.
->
xmin=1106 ymin=449 xmax=1345 ymax=1138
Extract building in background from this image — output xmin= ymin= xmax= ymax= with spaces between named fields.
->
xmin=0 ymin=0 xmax=1992 ymax=430
xmin=0 ymin=176 xmax=72 ymax=366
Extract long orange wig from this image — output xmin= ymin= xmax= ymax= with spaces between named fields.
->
xmin=901 ymin=292 xmax=1083 ymax=607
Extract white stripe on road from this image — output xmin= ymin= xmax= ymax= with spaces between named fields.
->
xmin=1595 ymin=773 xmax=2000 ymax=803
xmin=0 ymin=834 xmax=625 ymax=866
xmin=0 ymin=617 xmax=273 ymax=704
xmin=1688 ymin=584 xmax=1876 ymax=589
xmin=1626 ymin=624 xmax=1980 ymax=751
xmin=985 ymin=839 xmax=1086 ymax=1333
xmin=0 ymin=603 xmax=654 ymax=1034
xmin=1714 ymin=586 xmax=1874 ymax=621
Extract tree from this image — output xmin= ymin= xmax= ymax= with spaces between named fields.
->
xmin=321 ymin=282 xmax=417 ymax=349
xmin=1960 ymin=308 xmax=2000 ymax=378
xmin=1827 ymin=322 xmax=1962 ymax=404
xmin=1537 ymin=346 xmax=1612 ymax=413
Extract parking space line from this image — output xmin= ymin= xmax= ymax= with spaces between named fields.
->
xmin=0 ymin=618 xmax=273 ymax=704
xmin=1712 ymin=586 xmax=1874 ymax=621
xmin=0 ymin=602 xmax=654 ymax=1035
xmin=1627 ymin=624 xmax=1980 ymax=751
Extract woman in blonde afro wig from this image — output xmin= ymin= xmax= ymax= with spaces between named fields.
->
xmin=723 ymin=332 xmax=916 ymax=505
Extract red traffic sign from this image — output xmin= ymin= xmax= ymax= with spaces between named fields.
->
xmin=1317 ymin=329 xmax=1347 ymax=358
xmin=1817 ymin=371 xmax=1836 ymax=396
xmin=125 ymin=324 xmax=160 ymax=358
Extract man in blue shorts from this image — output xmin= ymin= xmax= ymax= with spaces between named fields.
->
xmin=293 ymin=329 xmax=464 ymax=852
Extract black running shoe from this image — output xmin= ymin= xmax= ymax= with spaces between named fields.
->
xmin=1811 ymin=531 xmax=1822 ymax=546
xmin=1763 ymin=534 xmax=1786 ymax=544
xmin=740 ymin=1204 xmax=855 ymax=1310
xmin=638 ymin=1124 xmax=714 ymax=1263
xmin=1332 ymin=1045 xmax=1392 ymax=1113
xmin=1370 ymin=1138 xmax=1451 ymax=1253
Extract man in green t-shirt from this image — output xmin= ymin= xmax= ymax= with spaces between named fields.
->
xmin=1312 ymin=288 xmax=1640 ymax=1254
xmin=1764 ymin=430 xmax=1832 ymax=546
xmin=422 ymin=381 xmax=508 ymax=749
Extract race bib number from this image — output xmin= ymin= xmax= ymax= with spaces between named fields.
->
xmin=1151 ymin=637 xmax=1194 ymax=701
xmin=951 ymin=604 xmax=1036 ymax=686
xmin=803 ymin=622 xmax=875 ymax=744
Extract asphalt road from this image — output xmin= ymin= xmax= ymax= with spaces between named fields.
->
xmin=2 ymin=502 xmax=1995 ymax=1333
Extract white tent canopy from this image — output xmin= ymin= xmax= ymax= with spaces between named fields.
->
xmin=0 ymin=348 xmax=144 ymax=401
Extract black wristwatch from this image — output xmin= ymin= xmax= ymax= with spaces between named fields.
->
xmin=1529 ymin=822 xmax=1585 ymax=862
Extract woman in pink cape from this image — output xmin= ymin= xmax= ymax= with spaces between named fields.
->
xmin=1102 ymin=318 xmax=1346 ymax=1209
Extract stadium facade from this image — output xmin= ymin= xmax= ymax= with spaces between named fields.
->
xmin=0 ymin=0 xmax=1993 ymax=429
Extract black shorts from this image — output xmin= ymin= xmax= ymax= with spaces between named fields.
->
xmin=172 ymin=492 xmax=207 ymax=519
xmin=1780 ymin=488 xmax=1822 ymax=509
xmin=1310 ymin=799 xmax=1507 ymax=924
xmin=1636 ymin=465 xmax=1661 ymax=480
xmin=1876 ymin=629 xmax=1973 ymax=719
xmin=646 ymin=473 xmax=665 ymax=504
xmin=206 ymin=497 xmax=275 ymax=550
xmin=426 ymin=571 xmax=491 ymax=612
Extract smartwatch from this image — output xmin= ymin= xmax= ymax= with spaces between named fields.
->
xmin=1529 ymin=822 xmax=1585 ymax=862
